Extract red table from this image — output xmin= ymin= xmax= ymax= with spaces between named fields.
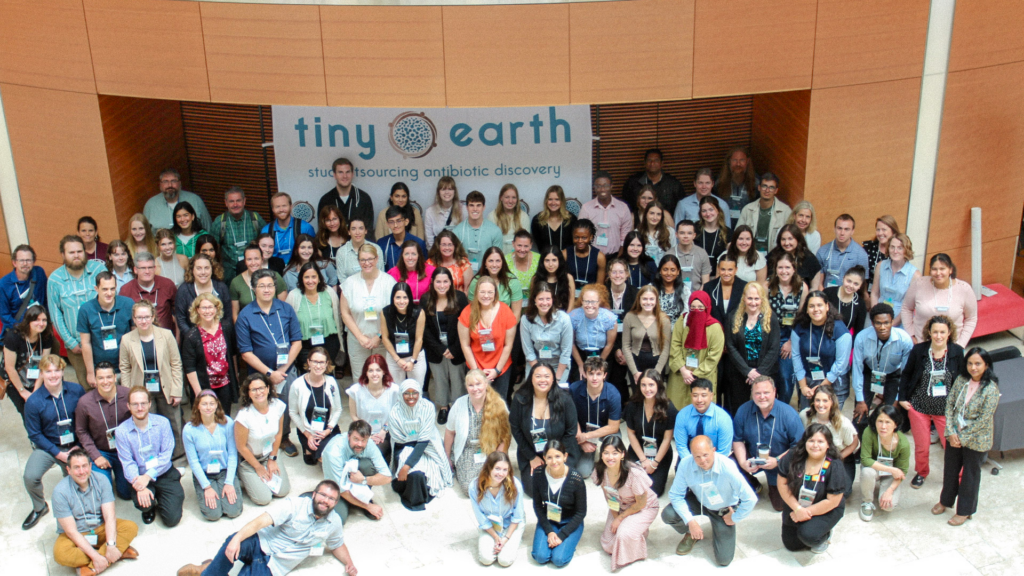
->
xmin=973 ymin=283 xmax=1024 ymax=338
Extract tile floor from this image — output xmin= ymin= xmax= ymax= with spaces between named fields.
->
xmin=3 ymin=332 xmax=1023 ymax=575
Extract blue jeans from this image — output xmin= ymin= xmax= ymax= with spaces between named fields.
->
xmin=798 ymin=373 xmax=850 ymax=410
xmin=94 ymin=449 xmax=131 ymax=500
xmin=532 ymin=520 xmax=584 ymax=567
xmin=202 ymin=533 xmax=270 ymax=576
xmin=777 ymin=346 xmax=795 ymax=405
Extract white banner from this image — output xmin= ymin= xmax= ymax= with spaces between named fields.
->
xmin=271 ymin=104 xmax=593 ymax=224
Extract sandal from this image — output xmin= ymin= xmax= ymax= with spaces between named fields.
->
xmin=948 ymin=515 xmax=972 ymax=526
xmin=931 ymin=503 xmax=947 ymax=515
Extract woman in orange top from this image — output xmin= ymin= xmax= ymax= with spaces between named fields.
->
xmin=458 ymin=276 xmax=517 ymax=402
xmin=427 ymin=229 xmax=475 ymax=293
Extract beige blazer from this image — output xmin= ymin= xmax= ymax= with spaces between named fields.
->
xmin=118 ymin=327 xmax=183 ymax=401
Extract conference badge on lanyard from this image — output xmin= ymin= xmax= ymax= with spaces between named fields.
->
xmin=781 ymin=304 xmax=797 ymax=327
xmin=642 ymin=435 xmax=658 ymax=458
xmin=870 ymin=371 xmax=886 ymax=395
xmin=276 ymin=344 xmax=289 ymax=368
xmin=603 ymin=486 xmax=621 ymax=512
xmin=807 ymin=357 xmax=825 ymax=383
xmin=101 ymin=326 xmax=118 ymax=351
xmin=701 ymin=481 xmax=724 ymax=506
xmin=363 ymin=296 xmax=378 ymax=321
xmin=144 ymin=370 xmax=160 ymax=393
xmin=395 ymin=332 xmax=410 ymax=355
xmin=546 ymin=501 xmax=562 ymax=522
xmin=479 ymin=329 xmax=495 ymax=352
xmin=310 ymin=325 xmax=325 ymax=346
xmin=311 ymin=407 xmax=329 ymax=433
xmin=686 ymin=350 xmax=699 ymax=369
xmin=207 ymin=450 xmax=223 ymax=475
xmin=106 ymin=428 xmax=117 ymax=450
xmin=58 ymin=418 xmax=75 ymax=445
xmin=531 ymin=428 xmax=547 ymax=453
xmin=930 ymin=370 xmax=947 ymax=397
xmin=27 ymin=354 xmax=41 ymax=380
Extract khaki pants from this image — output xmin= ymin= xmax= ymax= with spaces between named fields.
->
xmin=861 ymin=466 xmax=903 ymax=509
xmin=66 ymin=350 xmax=90 ymax=391
xmin=237 ymin=456 xmax=291 ymax=506
xmin=53 ymin=519 xmax=138 ymax=569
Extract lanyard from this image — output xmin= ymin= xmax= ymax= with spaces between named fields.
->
xmin=548 ymin=222 xmax=563 ymax=251
xmin=877 ymin=432 xmax=896 ymax=458
xmin=139 ymin=286 xmax=159 ymax=307
xmin=839 ymin=293 xmax=857 ymax=327
xmin=460 ymin=221 xmax=483 ymax=253
xmin=802 ymin=458 xmax=830 ymax=493
xmin=98 ymin=307 xmax=117 ymax=330
xmin=704 ymin=229 xmax=719 ymax=256
xmin=141 ymin=339 xmax=158 ymax=372
xmin=929 ymin=349 xmax=947 ymax=374
xmin=825 ymin=242 xmax=849 ymax=275
xmin=573 ymin=250 xmax=592 ymax=285
xmin=300 ymin=293 xmax=323 ymax=327
xmin=756 ymin=410 xmax=777 ymax=449
xmin=51 ymin=390 xmax=70 ymax=422
xmin=873 ymin=338 xmax=894 ymax=372
xmin=73 ymin=479 xmax=101 ymax=522
xmin=334 ymin=191 xmax=356 ymax=221
xmin=98 ymin=389 xmax=118 ymax=431
xmin=932 ymin=283 xmax=954 ymax=309
xmin=586 ymin=391 xmax=600 ymax=429
xmin=260 ymin=310 xmax=287 ymax=348
xmin=547 ymin=472 xmax=565 ymax=508
xmin=808 ymin=323 xmax=827 ymax=359
xmin=307 ymin=378 xmax=327 ymax=411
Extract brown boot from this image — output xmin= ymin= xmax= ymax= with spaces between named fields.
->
xmin=121 ymin=546 xmax=139 ymax=560
xmin=177 ymin=559 xmax=212 ymax=576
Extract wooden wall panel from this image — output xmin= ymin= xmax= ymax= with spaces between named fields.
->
xmin=812 ymin=0 xmax=929 ymax=89
xmin=804 ymin=78 xmax=920 ymax=244
xmin=927 ymin=237 xmax=1018 ymax=288
xmin=99 ymin=96 xmax=190 ymax=237
xmin=569 ymin=0 xmax=693 ymax=104
xmin=320 ymin=6 xmax=445 ymax=108
xmin=200 ymin=3 xmax=327 ymax=106
xmin=929 ymin=62 xmax=1024 ymax=259
xmin=2 ymin=84 xmax=114 ymax=272
xmin=750 ymin=90 xmax=810 ymax=205
xmin=442 ymin=5 xmax=570 ymax=107
xmin=0 ymin=0 xmax=95 ymax=93
xmin=692 ymin=0 xmax=817 ymax=98
xmin=948 ymin=0 xmax=1024 ymax=72
xmin=84 ymin=0 xmax=210 ymax=102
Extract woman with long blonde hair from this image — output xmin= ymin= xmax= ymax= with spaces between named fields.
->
xmin=488 ymin=183 xmax=529 ymax=254
xmin=468 ymin=451 xmax=525 ymax=567
xmin=124 ymin=213 xmax=158 ymax=257
xmin=722 ymin=281 xmax=781 ymax=413
xmin=424 ymin=176 xmax=464 ymax=250
xmin=862 ymin=215 xmax=901 ymax=288
xmin=531 ymin=185 xmax=576 ymax=254
xmin=444 ymin=369 xmax=512 ymax=493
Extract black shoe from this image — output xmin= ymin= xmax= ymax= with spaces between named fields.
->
xmin=142 ymin=509 xmax=157 ymax=524
xmin=748 ymin=477 xmax=762 ymax=493
xmin=911 ymin=474 xmax=925 ymax=489
xmin=437 ymin=407 xmax=449 ymax=425
xmin=280 ymin=440 xmax=298 ymax=457
xmin=22 ymin=504 xmax=49 ymax=530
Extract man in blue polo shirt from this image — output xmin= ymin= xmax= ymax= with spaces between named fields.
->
xmin=732 ymin=376 xmax=804 ymax=512
xmin=261 ymin=193 xmax=315 ymax=266
xmin=675 ymin=378 xmax=733 ymax=459
xmin=0 ymin=244 xmax=48 ymax=333
xmin=236 ymin=269 xmax=303 ymax=457
xmin=77 ymin=273 xmax=134 ymax=390
xmin=376 ymin=205 xmax=426 ymax=270
xmin=568 ymin=356 xmax=621 ymax=477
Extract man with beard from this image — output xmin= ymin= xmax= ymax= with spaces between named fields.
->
xmin=143 ymin=169 xmax=212 ymax=232
xmin=177 ymin=480 xmax=357 ymax=575
xmin=0 ymin=244 xmax=48 ymax=333
xmin=48 ymin=235 xmax=107 ymax=387
xmin=716 ymin=147 xmax=759 ymax=224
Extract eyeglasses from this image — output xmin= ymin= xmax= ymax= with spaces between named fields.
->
xmin=759 ymin=185 xmax=778 ymax=192
xmin=14 ymin=259 xmax=34 ymax=264
xmin=358 ymin=257 xmax=377 ymax=264
xmin=129 ymin=402 xmax=150 ymax=408
xmin=582 ymin=300 xmax=599 ymax=305
xmin=256 ymin=284 xmax=276 ymax=290
xmin=135 ymin=315 xmax=153 ymax=321
xmin=309 ymin=360 xmax=327 ymax=366
xmin=249 ymin=386 xmax=268 ymax=393
xmin=313 ymin=491 xmax=338 ymax=503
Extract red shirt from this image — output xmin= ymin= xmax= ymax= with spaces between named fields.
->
xmin=388 ymin=263 xmax=436 ymax=304
xmin=458 ymin=302 xmax=516 ymax=374
xmin=119 ymin=277 xmax=178 ymax=331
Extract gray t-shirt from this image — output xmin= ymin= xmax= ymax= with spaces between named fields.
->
xmin=260 ymin=496 xmax=345 ymax=576
xmin=52 ymin=472 xmax=114 ymax=534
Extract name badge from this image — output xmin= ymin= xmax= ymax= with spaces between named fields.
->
xmin=106 ymin=428 xmax=117 ymax=450
xmin=470 ymin=260 xmax=481 ymax=273
xmin=310 ymin=325 xmax=325 ymax=346
xmin=682 ymin=265 xmax=693 ymax=273
xmin=264 ymin=473 xmax=283 ymax=495
xmin=395 ymin=331 xmax=410 ymax=355
xmin=598 ymin=222 xmax=610 ymax=229
xmin=207 ymin=450 xmax=223 ymax=475
xmin=596 ymin=234 xmax=609 ymax=247
xmin=471 ymin=440 xmax=487 ymax=464
xmin=782 ymin=305 xmax=797 ymax=327
xmin=686 ymin=351 xmax=699 ymax=369
xmin=586 ymin=422 xmax=600 ymax=433
xmin=603 ymin=486 xmax=621 ymax=512
xmin=101 ymin=326 xmax=118 ymax=351
xmin=539 ymin=347 xmax=554 ymax=359
xmin=807 ymin=357 xmax=824 ymax=382
xmin=58 ymin=418 xmax=74 ymax=445
xmin=730 ymin=208 xmax=741 ymax=221
xmin=363 ymin=296 xmax=378 ymax=321
xmin=261 ymin=435 xmax=274 ymax=457
xmin=935 ymin=306 xmax=949 ymax=313
xmin=870 ymin=370 xmax=886 ymax=395
xmin=27 ymin=355 xmax=41 ymax=380
xmin=574 ymin=288 xmax=582 ymax=298
xmin=798 ymin=486 xmax=817 ymax=508
xmin=311 ymin=407 xmax=329 ymax=433
xmin=487 ymin=514 xmax=504 ymax=535
xmin=439 ymin=332 xmax=449 ymax=346
xmin=276 ymin=344 xmax=289 ymax=368
xmin=641 ymin=435 xmax=658 ymax=458
xmin=546 ymin=501 xmax=562 ymax=522
xmin=145 ymin=454 xmax=159 ymax=472
xmin=877 ymin=456 xmax=894 ymax=476
xmin=531 ymin=428 xmax=547 ymax=453
xmin=308 ymin=541 xmax=325 ymax=557
xmin=701 ymin=481 xmax=724 ymax=506
xmin=85 ymin=530 xmax=99 ymax=546
xmin=479 ymin=329 xmax=495 ymax=352
xmin=930 ymin=370 xmax=947 ymax=397
xmin=144 ymin=370 xmax=160 ymax=393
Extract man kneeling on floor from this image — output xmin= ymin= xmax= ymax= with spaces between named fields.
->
xmin=178 ymin=480 xmax=357 ymax=576
xmin=53 ymin=448 xmax=139 ymax=576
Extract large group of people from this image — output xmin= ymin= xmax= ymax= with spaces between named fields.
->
xmin=0 ymin=149 xmax=1002 ymax=575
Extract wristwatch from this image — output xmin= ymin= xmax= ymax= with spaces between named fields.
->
xmin=265 ymin=370 xmax=273 ymax=378
xmin=269 ymin=455 xmax=278 ymax=461
xmin=107 ymin=540 xmax=116 ymax=547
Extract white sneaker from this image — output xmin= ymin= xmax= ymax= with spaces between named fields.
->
xmin=810 ymin=532 xmax=832 ymax=554
xmin=859 ymin=502 xmax=876 ymax=522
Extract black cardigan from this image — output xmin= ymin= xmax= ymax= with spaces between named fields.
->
xmin=509 ymin=387 xmax=580 ymax=468
xmin=533 ymin=468 xmax=587 ymax=539
xmin=899 ymin=342 xmax=965 ymax=401
xmin=423 ymin=291 xmax=469 ymax=365
xmin=181 ymin=319 xmax=239 ymax=402
xmin=724 ymin=309 xmax=782 ymax=376
xmin=174 ymin=280 xmax=232 ymax=335
xmin=703 ymin=277 xmax=748 ymax=325
xmin=531 ymin=213 xmax=577 ymax=255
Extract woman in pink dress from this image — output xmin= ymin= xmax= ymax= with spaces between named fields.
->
xmin=591 ymin=436 xmax=660 ymax=571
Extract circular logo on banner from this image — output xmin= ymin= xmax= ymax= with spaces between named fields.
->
xmin=389 ymin=112 xmax=438 ymax=159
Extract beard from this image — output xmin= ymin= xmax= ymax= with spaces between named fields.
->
xmin=313 ymin=500 xmax=334 ymax=518
xmin=65 ymin=257 xmax=85 ymax=272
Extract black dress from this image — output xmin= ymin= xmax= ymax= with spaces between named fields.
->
xmin=531 ymin=214 xmax=577 ymax=254
xmin=622 ymin=401 xmax=678 ymax=495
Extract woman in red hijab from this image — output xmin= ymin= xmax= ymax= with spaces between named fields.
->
xmin=666 ymin=291 xmax=725 ymax=409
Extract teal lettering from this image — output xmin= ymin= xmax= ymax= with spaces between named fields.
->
xmin=328 ymin=124 xmax=349 ymax=147
xmin=479 ymin=123 xmax=504 ymax=146
xmin=549 ymin=107 xmax=570 ymax=143
xmin=530 ymin=114 xmax=543 ymax=144
xmin=314 ymin=117 xmax=322 ymax=147
xmin=509 ymin=121 xmax=524 ymax=145
xmin=356 ymin=125 xmax=375 ymax=160
xmin=450 ymin=123 xmax=473 ymax=147
xmin=294 ymin=117 xmax=309 ymax=147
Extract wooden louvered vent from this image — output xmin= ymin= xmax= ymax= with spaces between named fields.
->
xmin=593 ymin=97 xmax=754 ymax=201
xmin=178 ymin=98 xmax=754 ymax=217
xmin=180 ymin=103 xmax=277 ymax=222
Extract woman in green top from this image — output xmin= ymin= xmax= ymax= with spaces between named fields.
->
xmin=173 ymin=202 xmax=206 ymax=258
xmin=859 ymin=405 xmax=910 ymax=522
xmin=286 ymin=262 xmax=341 ymax=373
xmin=229 ymin=244 xmax=288 ymax=322
xmin=933 ymin=346 xmax=1000 ymax=526
xmin=468 ymin=247 xmax=523 ymax=321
